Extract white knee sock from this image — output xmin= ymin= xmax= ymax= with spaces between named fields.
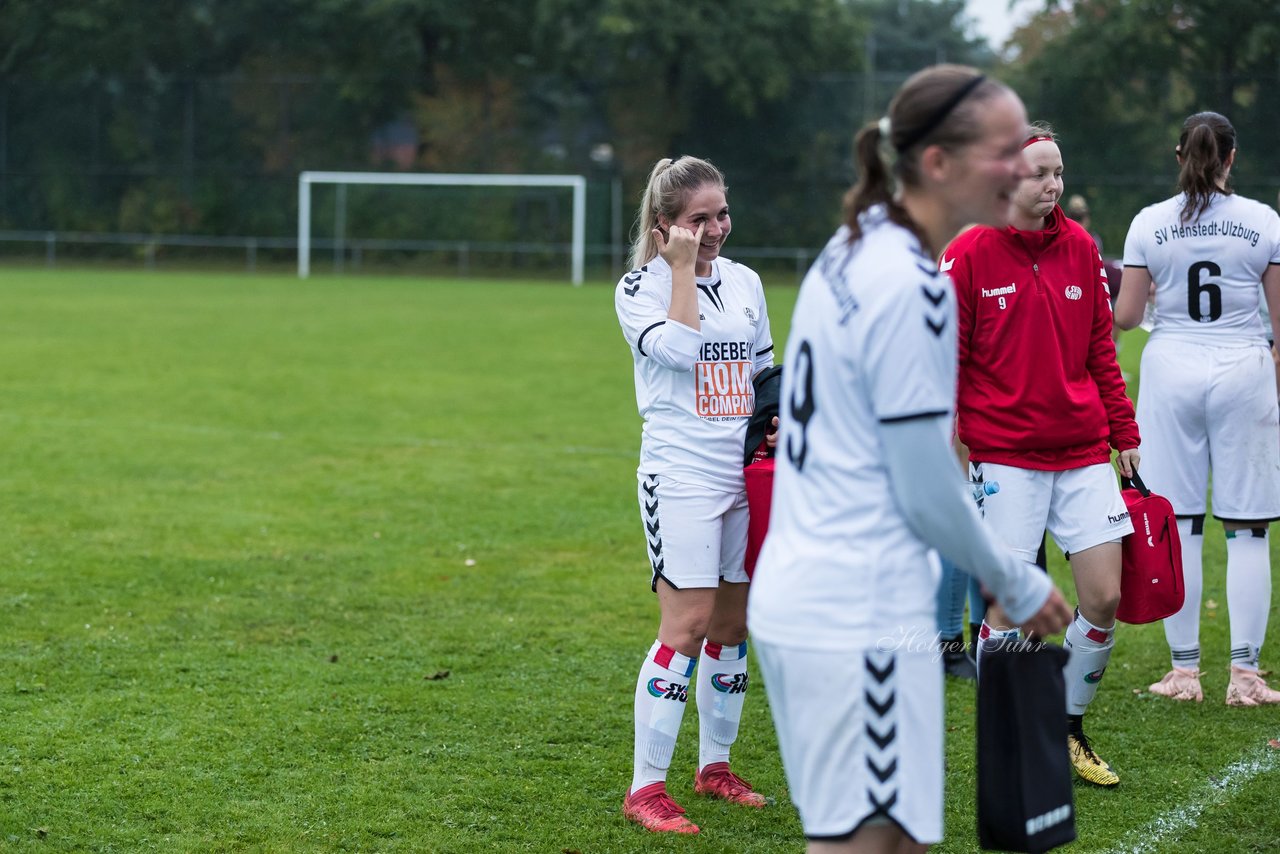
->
xmin=697 ymin=641 xmax=749 ymax=771
xmin=1063 ymin=611 xmax=1115 ymax=715
xmin=632 ymin=640 xmax=695 ymax=792
xmin=975 ymin=621 xmax=1019 ymax=679
xmin=1164 ymin=517 xmax=1204 ymax=670
xmin=1227 ymin=527 xmax=1271 ymax=672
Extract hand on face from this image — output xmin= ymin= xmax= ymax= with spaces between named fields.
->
xmin=653 ymin=221 xmax=706 ymax=272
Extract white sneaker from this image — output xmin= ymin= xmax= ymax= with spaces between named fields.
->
xmin=1149 ymin=667 xmax=1203 ymax=702
xmin=1226 ymin=666 xmax=1280 ymax=707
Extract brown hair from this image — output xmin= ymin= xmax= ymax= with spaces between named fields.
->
xmin=844 ymin=64 xmax=1010 ymax=253
xmin=1025 ymin=121 xmax=1056 ymax=145
xmin=1177 ymin=111 xmax=1235 ymax=224
xmin=627 ymin=156 xmax=726 ymax=272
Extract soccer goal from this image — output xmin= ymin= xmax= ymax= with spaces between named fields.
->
xmin=297 ymin=171 xmax=588 ymax=284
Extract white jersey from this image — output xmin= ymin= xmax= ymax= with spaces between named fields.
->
xmin=749 ymin=212 xmax=954 ymax=650
xmin=1123 ymin=192 xmax=1280 ymax=346
xmin=615 ymin=254 xmax=774 ymax=493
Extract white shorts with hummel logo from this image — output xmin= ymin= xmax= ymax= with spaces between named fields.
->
xmin=637 ymin=473 xmax=750 ymax=590
xmin=1135 ymin=338 xmax=1280 ymax=520
xmin=755 ymin=642 xmax=943 ymax=843
xmin=970 ymin=461 xmax=1132 ymax=558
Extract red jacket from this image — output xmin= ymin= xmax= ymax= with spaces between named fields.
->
xmin=944 ymin=206 xmax=1139 ymax=470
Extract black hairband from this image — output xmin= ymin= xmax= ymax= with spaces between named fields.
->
xmin=893 ymin=74 xmax=987 ymax=154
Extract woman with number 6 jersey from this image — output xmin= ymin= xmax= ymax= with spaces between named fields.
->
xmin=1116 ymin=111 xmax=1280 ymax=707
xmin=943 ymin=124 xmax=1140 ymax=790
xmin=749 ymin=66 xmax=1071 ymax=853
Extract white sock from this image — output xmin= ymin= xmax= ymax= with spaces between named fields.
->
xmin=975 ymin=621 xmax=1019 ymax=679
xmin=1164 ymin=517 xmax=1204 ymax=670
xmin=1227 ymin=528 xmax=1271 ymax=672
xmin=697 ymin=641 xmax=748 ymax=771
xmin=632 ymin=640 xmax=695 ymax=793
xmin=1063 ymin=611 xmax=1115 ymax=714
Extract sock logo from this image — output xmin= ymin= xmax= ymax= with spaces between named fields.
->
xmin=711 ymin=673 xmax=748 ymax=694
xmin=647 ymin=678 xmax=689 ymax=702
xmin=1085 ymin=668 xmax=1107 ymax=684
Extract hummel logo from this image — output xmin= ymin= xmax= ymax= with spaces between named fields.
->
xmin=623 ymin=273 xmax=641 ymax=297
xmin=939 ymin=256 xmax=955 ymax=272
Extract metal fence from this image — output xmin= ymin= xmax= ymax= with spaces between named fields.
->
xmin=0 ymin=229 xmax=821 ymax=284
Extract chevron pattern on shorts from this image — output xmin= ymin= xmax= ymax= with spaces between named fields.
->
xmin=864 ymin=649 xmax=899 ymax=823
xmin=641 ymin=474 xmax=670 ymax=591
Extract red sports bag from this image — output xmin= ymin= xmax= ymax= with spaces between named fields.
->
xmin=743 ymin=456 xmax=775 ymax=580
xmin=1116 ymin=472 xmax=1185 ymax=624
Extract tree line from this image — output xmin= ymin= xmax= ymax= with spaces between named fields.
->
xmin=2 ymin=0 xmax=1277 ymax=256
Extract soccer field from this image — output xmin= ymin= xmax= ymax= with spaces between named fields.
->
xmin=2 ymin=268 xmax=1277 ymax=852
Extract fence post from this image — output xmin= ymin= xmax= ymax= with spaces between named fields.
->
xmin=246 ymin=237 xmax=257 ymax=272
xmin=334 ymin=182 xmax=347 ymax=275
xmin=458 ymin=241 xmax=469 ymax=277
xmin=145 ymin=241 xmax=157 ymax=270
xmin=45 ymin=231 xmax=56 ymax=267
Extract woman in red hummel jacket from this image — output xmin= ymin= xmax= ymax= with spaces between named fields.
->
xmin=943 ymin=123 xmax=1140 ymax=790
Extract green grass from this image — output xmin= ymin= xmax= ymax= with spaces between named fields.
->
xmin=1 ymin=268 xmax=1277 ymax=852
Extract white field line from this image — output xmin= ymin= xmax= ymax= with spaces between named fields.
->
xmin=1100 ymin=745 xmax=1280 ymax=854
xmin=0 ymin=412 xmax=634 ymax=458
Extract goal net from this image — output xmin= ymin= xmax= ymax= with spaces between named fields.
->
xmin=297 ymin=171 xmax=588 ymax=284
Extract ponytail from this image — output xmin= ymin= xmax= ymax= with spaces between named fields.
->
xmin=843 ymin=65 xmax=1006 ymax=256
xmin=844 ymin=121 xmax=920 ymax=249
xmin=1177 ymin=111 xmax=1235 ymax=224
xmin=627 ymin=156 xmax=726 ymax=272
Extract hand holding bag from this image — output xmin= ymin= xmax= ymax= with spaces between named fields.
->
xmin=1116 ymin=471 xmax=1185 ymax=624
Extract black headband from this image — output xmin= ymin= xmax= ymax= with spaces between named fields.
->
xmin=893 ymin=74 xmax=987 ymax=154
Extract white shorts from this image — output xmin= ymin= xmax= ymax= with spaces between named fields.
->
xmin=637 ymin=473 xmax=749 ymax=590
xmin=970 ymin=461 xmax=1132 ymax=558
xmin=754 ymin=642 xmax=943 ymax=844
xmin=1135 ymin=338 xmax=1280 ymax=520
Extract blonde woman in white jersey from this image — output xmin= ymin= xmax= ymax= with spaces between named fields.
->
xmin=1116 ymin=111 xmax=1280 ymax=706
xmin=749 ymin=66 xmax=1072 ymax=854
xmin=614 ymin=156 xmax=776 ymax=834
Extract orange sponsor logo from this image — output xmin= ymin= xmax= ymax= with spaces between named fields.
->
xmin=695 ymin=360 xmax=754 ymax=418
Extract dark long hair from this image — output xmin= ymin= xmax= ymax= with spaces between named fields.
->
xmin=844 ymin=64 xmax=1009 ymax=254
xmin=1177 ymin=111 xmax=1235 ymax=224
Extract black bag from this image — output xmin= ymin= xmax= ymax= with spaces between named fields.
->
xmin=977 ymin=641 xmax=1076 ymax=853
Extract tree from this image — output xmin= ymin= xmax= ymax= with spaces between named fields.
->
xmin=855 ymin=0 xmax=995 ymax=73
xmin=1003 ymin=0 xmax=1280 ymax=251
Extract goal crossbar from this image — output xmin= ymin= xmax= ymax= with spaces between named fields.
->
xmin=297 ymin=171 xmax=588 ymax=284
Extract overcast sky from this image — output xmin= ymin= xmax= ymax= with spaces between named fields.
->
xmin=964 ymin=0 xmax=1041 ymax=50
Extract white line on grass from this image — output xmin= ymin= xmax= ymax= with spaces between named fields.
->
xmin=0 ymin=412 xmax=635 ymax=458
xmin=1100 ymin=744 xmax=1279 ymax=854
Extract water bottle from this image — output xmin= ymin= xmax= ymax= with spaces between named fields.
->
xmin=970 ymin=479 xmax=999 ymax=504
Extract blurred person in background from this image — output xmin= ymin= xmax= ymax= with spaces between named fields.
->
xmin=1116 ymin=111 xmax=1280 ymax=707
xmin=614 ymin=155 xmax=775 ymax=834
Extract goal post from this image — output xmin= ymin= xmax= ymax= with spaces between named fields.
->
xmin=297 ymin=171 xmax=588 ymax=284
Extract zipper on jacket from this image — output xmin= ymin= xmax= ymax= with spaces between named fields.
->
xmin=1032 ymin=262 xmax=1044 ymax=294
